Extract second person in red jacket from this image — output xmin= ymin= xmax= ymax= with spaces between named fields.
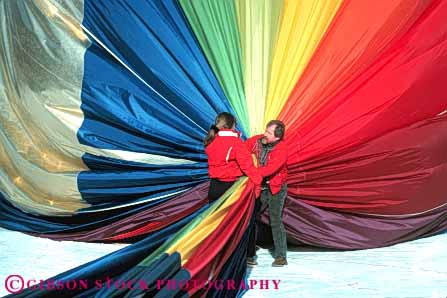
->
xmin=245 ymin=120 xmax=288 ymax=267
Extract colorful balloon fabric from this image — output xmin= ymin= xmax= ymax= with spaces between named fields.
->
xmin=1 ymin=0 xmax=446 ymax=297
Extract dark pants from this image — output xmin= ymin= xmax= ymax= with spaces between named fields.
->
xmin=208 ymin=178 xmax=235 ymax=203
xmin=248 ymin=185 xmax=288 ymax=258
xmin=247 ymin=198 xmax=262 ymax=258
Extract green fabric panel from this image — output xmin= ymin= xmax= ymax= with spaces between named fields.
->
xmin=180 ymin=0 xmax=250 ymax=134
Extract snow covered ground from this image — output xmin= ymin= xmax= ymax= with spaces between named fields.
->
xmin=0 ymin=228 xmax=446 ymax=298
xmin=244 ymin=232 xmax=447 ymax=298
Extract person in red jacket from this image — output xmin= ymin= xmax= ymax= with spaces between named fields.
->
xmin=245 ymin=120 xmax=288 ymax=267
xmin=204 ymin=112 xmax=262 ymax=203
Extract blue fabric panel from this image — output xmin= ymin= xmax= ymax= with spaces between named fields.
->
xmin=0 ymin=191 xmax=204 ymax=235
xmin=79 ymin=0 xmax=237 ymax=158
xmin=5 ymin=207 xmax=205 ymax=298
xmin=76 ymin=0 xmax=238 ymax=207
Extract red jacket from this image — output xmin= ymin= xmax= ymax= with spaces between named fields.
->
xmin=245 ymin=135 xmax=288 ymax=195
xmin=205 ymin=129 xmax=262 ymax=185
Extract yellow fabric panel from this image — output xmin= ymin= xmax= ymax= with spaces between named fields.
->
xmin=166 ymin=180 xmax=246 ymax=264
xmin=264 ymin=0 xmax=343 ymax=123
xmin=235 ymin=0 xmax=283 ymax=135
xmin=0 ymin=1 xmax=196 ymax=215
xmin=0 ymin=0 xmax=90 ymax=214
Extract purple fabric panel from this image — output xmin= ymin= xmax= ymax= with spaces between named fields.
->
xmin=29 ymin=183 xmax=209 ymax=242
xmin=259 ymin=197 xmax=446 ymax=249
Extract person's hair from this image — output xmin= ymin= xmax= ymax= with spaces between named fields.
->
xmin=203 ymin=112 xmax=236 ymax=147
xmin=266 ymin=120 xmax=285 ymax=140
